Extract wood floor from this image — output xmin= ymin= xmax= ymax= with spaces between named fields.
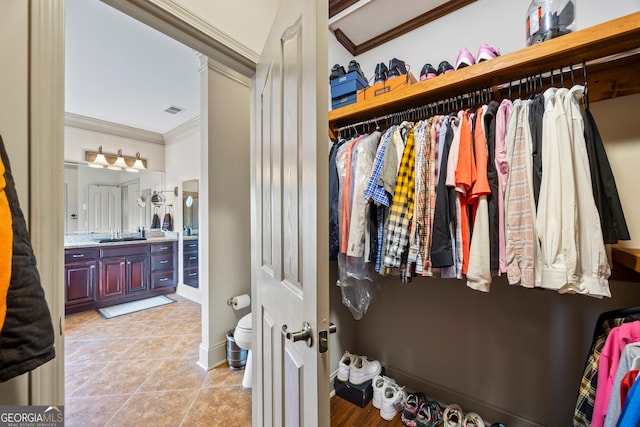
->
xmin=330 ymin=395 xmax=406 ymax=426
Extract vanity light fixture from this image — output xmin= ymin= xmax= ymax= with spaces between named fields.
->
xmin=85 ymin=147 xmax=148 ymax=171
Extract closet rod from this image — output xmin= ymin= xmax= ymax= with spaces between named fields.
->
xmin=332 ymin=47 xmax=640 ymax=134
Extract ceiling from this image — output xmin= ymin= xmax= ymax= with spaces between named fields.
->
xmin=64 ymin=0 xmax=476 ymax=136
xmin=65 ymin=0 xmax=201 ymax=136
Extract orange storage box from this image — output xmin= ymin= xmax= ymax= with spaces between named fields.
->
xmin=357 ymin=73 xmax=417 ymax=102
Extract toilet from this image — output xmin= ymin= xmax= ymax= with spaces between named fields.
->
xmin=233 ymin=312 xmax=253 ymax=388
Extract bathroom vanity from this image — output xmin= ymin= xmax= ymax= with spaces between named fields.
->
xmin=64 ymin=236 xmax=178 ymax=314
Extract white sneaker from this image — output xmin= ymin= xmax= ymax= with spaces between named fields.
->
xmin=463 ymin=412 xmax=485 ymax=427
xmin=337 ymin=351 xmax=355 ymax=382
xmin=349 ymin=356 xmax=382 ymax=385
xmin=372 ymin=374 xmax=396 ymax=409
xmin=444 ymin=404 xmax=464 ymax=427
xmin=379 ymin=383 xmax=406 ymax=421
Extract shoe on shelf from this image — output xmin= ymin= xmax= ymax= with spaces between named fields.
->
xmin=337 ymin=351 xmax=356 ymax=382
xmin=388 ymin=58 xmax=408 ymax=78
xmin=380 ymin=383 xmax=407 ymax=421
xmin=349 ymin=356 xmax=382 ymax=385
xmin=415 ymin=400 xmax=444 ymax=427
xmin=374 ymin=62 xmax=389 ymax=83
xmin=348 ymin=60 xmax=367 ymax=80
xmin=476 ymin=44 xmax=501 ymax=62
xmin=330 ymin=63 xmax=346 ymax=80
xmin=455 ymin=47 xmax=476 ymax=69
xmin=373 ymin=374 xmax=397 ymax=409
xmin=437 ymin=60 xmax=455 ymax=76
xmin=401 ymin=392 xmax=425 ymax=426
xmin=419 ymin=63 xmax=438 ymax=81
xmin=443 ymin=404 xmax=465 ymax=427
xmin=463 ymin=412 xmax=486 ymax=427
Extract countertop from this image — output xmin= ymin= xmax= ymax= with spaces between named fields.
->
xmin=64 ymin=233 xmax=178 ymax=249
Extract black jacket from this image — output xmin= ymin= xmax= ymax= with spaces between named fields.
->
xmin=0 ymin=135 xmax=55 ymax=382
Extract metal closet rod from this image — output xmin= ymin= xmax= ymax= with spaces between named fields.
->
xmin=333 ymin=48 xmax=640 ymax=134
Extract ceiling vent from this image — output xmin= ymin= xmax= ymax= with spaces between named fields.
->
xmin=164 ymin=105 xmax=184 ymax=115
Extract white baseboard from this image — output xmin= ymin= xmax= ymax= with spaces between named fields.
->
xmin=383 ymin=365 xmax=545 ymax=427
xmin=197 ymin=340 xmax=226 ymax=371
xmin=329 ymin=369 xmax=338 ymax=397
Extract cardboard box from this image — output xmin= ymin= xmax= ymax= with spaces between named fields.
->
xmin=331 ymin=93 xmax=357 ymax=110
xmin=357 ymin=72 xmax=417 ymax=102
xmin=330 ymin=71 xmax=369 ymax=99
xmin=334 ymin=377 xmax=373 ymax=408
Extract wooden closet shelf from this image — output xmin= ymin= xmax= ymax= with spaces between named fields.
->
xmin=612 ymin=247 xmax=640 ymax=273
xmin=328 ymin=11 xmax=640 ymax=132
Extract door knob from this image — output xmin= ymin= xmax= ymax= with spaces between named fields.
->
xmin=282 ymin=322 xmax=312 ymax=347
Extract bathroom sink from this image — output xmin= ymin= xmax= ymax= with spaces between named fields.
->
xmin=97 ymin=237 xmax=147 ymax=243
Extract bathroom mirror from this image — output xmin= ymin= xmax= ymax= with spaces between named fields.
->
xmin=182 ymin=179 xmax=198 ymax=236
xmin=64 ymin=163 xmax=165 ymax=234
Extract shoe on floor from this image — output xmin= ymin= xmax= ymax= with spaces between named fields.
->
xmin=443 ymin=404 xmax=465 ymax=427
xmin=337 ymin=351 xmax=356 ymax=382
xmin=374 ymin=63 xmax=389 ymax=83
xmin=463 ymin=412 xmax=486 ymax=427
xmin=348 ymin=60 xmax=367 ymax=80
xmin=476 ymin=44 xmax=501 ymax=62
xmin=373 ymin=374 xmax=396 ymax=409
xmin=437 ymin=61 xmax=454 ymax=76
xmin=330 ymin=64 xmax=346 ymax=80
xmin=455 ymin=47 xmax=475 ymax=69
xmin=419 ymin=63 xmax=438 ymax=81
xmin=349 ymin=356 xmax=382 ymax=385
xmin=388 ymin=58 xmax=408 ymax=78
xmin=401 ymin=392 xmax=425 ymax=425
xmin=380 ymin=383 xmax=406 ymax=421
xmin=415 ymin=400 xmax=444 ymax=427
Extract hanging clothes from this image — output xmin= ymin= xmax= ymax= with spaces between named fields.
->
xmin=0 ymin=135 xmax=55 ymax=382
xmin=494 ymin=99 xmax=513 ymax=275
xmin=329 ymin=138 xmax=346 ymax=260
xmin=604 ymin=342 xmax=640 ymax=426
xmin=483 ymin=100 xmax=500 ymax=272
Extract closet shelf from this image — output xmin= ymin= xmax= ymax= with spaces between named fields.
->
xmin=612 ymin=247 xmax=640 ymax=275
xmin=328 ymin=11 xmax=640 ymax=133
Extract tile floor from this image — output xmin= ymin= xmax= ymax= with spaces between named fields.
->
xmin=65 ymin=294 xmax=251 ymax=427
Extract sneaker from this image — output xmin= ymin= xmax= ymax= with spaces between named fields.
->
xmin=476 ymin=44 xmax=501 ymax=62
xmin=437 ymin=61 xmax=454 ymax=76
xmin=416 ymin=400 xmax=444 ymax=427
xmin=419 ymin=63 xmax=438 ymax=81
xmin=388 ymin=58 xmax=408 ymax=78
xmin=374 ymin=63 xmax=389 ymax=83
xmin=380 ymin=383 xmax=406 ymax=421
xmin=401 ymin=392 xmax=425 ymax=425
xmin=337 ymin=351 xmax=355 ymax=382
xmin=373 ymin=374 xmax=397 ymax=409
xmin=455 ymin=47 xmax=475 ymax=70
xmin=347 ymin=60 xmax=367 ymax=80
xmin=330 ymin=63 xmax=346 ymax=80
xmin=443 ymin=404 xmax=464 ymax=427
xmin=349 ymin=356 xmax=382 ymax=385
xmin=463 ymin=413 xmax=486 ymax=427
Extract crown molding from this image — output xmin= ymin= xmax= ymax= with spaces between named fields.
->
xmin=101 ymin=0 xmax=258 ymax=77
xmin=65 ymin=112 xmax=165 ymax=145
xmin=164 ymin=115 xmax=201 ymax=142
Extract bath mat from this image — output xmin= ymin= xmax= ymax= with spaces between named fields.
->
xmin=98 ymin=295 xmax=175 ymax=319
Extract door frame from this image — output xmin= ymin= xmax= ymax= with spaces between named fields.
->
xmin=30 ymin=0 xmax=261 ymax=405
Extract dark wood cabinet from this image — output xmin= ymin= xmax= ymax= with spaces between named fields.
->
xmin=65 ymin=240 xmax=177 ymax=314
xmin=151 ymin=241 xmax=177 ymax=289
xmin=64 ymin=248 xmax=98 ymax=307
xmin=183 ymin=238 xmax=199 ymax=288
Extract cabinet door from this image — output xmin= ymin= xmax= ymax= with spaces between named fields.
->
xmin=99 ymin=258 xmax=125 ymax=300
xmin=65 ymin=261 xmax=96 ymax=306
xmin=126 ymin=255 xmax=150 ymax=294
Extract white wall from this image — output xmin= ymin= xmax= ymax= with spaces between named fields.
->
xmin=327 ymin=3 xmax=640 ymax=425
xmin=0 ymin=0 xmax=30 ymax=405
xmin=164 ymin=117 xmax=202 ymax=302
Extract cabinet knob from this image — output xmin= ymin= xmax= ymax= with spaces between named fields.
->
xmin=160 ymin=260 xmax=168 ymax=264
xmin=159 ymin=278 xmax=168 ymax=282
xmin=160 ymin=246 xmax=168 ymax=250
xmin=189 ymin=273 xmax=197 ymax=276
xmin=72 ymin=254 xmax=85 ymax=258
xmin=189 ymin=256 xmax=197 ymax=260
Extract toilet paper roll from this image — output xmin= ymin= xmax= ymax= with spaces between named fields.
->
xmin=230 ymin=294 xmax=250 ymax=310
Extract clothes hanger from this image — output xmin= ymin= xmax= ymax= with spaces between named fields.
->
xmin=570 ymin=63 xmax=576 ymax=87
xmin=583 ymin=59 xmax=590 ymax=109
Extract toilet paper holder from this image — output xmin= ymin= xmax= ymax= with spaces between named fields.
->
xmin=227 ymin=294 xmax=251 ymax=310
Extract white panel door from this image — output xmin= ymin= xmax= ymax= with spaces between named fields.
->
xmin=251 ymin=0 xmax=329 ymax=426
xmin=88 ymin=184 xmax=121 ymax=232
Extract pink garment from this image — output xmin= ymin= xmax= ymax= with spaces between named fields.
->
xmin=494 ymin=99 xmax=512 ymax=275
xmin=593 ymin=321 xmax=640 ymax=427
